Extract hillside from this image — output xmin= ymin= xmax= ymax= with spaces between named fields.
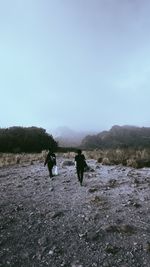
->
xmin=82 ymin=125 xmax=150 ymax=149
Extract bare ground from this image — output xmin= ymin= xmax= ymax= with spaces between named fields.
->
xmin=1 ymin=156 xmax=150 ymax=267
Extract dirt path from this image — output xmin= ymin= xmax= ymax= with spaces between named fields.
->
xmin=1 ymin=157 xmax=150 ymax=267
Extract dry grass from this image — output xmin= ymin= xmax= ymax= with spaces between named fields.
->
xmin=1 ymin=148 xmax=150 ymax=168
xmin=0 ymin=151 xmax=47 ymax=168
xmin=84 ymin=148 xmax=150 ymax=168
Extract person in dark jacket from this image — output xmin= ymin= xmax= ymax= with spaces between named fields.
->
xmin=75 ymin=149 xmax=86 ymax=186
xmin=44 ymin=149 xmax=56 ymax=178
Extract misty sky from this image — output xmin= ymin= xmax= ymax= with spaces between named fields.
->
xmin=1 ymin=0 xmax=150 ymax=133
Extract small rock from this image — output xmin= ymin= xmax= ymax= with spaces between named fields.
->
xmin=105 ymin=243 xmax=121 ymax=254
xmin=88 ymin=188 xmax=98 ymax=193
xmin=133 ymin=202 xmax=141 ymax=208
xmin=145 ymin=241 xmax=150 ymax=252
xmin=62 ymin=160 xmax=74 ymax=167
xmin=51 ymin=211 xmax=64 ymax=219
xmin=48 ymin=250 xmax=54 ymax=255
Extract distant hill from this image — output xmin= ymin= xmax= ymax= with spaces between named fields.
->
xmin=52 ymin=126 xmax=96 ymax=147
xmin=81 ymin=125 xmax=150 ymax=149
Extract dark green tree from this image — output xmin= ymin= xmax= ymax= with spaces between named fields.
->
xmin=0 ymin=126 xmax=58 ymax=153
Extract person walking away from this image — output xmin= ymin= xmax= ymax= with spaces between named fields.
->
xmin=44 ymin=149 xmax=56 ymax=178
xmin=75 ymin=149 xmax=86 ymax=186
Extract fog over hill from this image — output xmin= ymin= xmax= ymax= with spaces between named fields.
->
xmin=49 ymin=125 xmax=150 ymax=148
xmin=51 ymin=126 xmax=97 ymax=147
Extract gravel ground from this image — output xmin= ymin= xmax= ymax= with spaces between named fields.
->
xmin=1 ymin=156 xmax=150 ymax=267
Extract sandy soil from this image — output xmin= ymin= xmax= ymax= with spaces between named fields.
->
xmin=1 ymin=156 xmax=150 ymax=267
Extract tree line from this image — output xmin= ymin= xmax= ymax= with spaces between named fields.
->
xmin=0 ymin=126 xmax=58 ymax=153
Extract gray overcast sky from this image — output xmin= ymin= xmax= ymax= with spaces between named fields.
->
xmin=0 ymin=0 xmax=150 ymax=133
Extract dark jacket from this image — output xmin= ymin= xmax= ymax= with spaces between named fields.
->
xmin=75 ymin=154 xmax=86 ymax=169
xmin=44 ymin=152 xmax=56 ymax=167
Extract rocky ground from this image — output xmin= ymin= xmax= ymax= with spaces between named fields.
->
xmin=1 ymin=156 xmax=150 ymax=267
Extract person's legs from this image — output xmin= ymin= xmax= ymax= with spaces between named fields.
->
xmin=77 ymin=167 xmax=84 ymax=185
xmin=80 ymin=168 xmax=84 ymax=185
xmin=48 ymin=163 xmax=53 ymax=178
xmin=49 ymin=167 xmax=53 ymax=178
xmin=77 ymin=167 xmax=81 ymax=182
